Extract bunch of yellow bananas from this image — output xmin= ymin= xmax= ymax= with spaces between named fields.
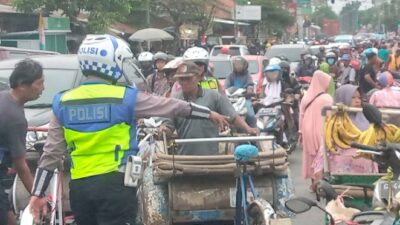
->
xmin=325 ymin=112 xmax=400 ymax=154
xmin=324 ymin=112 xmax=362 ymax=154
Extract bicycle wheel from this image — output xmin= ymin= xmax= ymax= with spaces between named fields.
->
xmin=247 ymin=198 xmax=275 ymax=225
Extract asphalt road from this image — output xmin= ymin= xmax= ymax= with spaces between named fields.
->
xmin=289 ymin=147 xmax=325 ymax=225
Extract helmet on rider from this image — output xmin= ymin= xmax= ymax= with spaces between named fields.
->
xmin=300 ymin=50 xmax=309 ymax=61
xmin=138 ymin=51 xmax=154 ymax=70
xmin=269 ymin=57 xmax=282 ymax=66
xmin=78 ymin=34 xmax=133 ymax=83
xmin=183 ymin=46 xmax=209 ymax=74
xmin=303 ymin=54 xmax=314 ymax=66
xmin=326 ymin=51 xmax=337 ymax=66
xmin=152 ymin=51 xmax=169 ymax=71
xmin=364 ymin=48 xmax=377 ymax=60
xmin=264 ymin=64 xmax=281 ymax=82
xmin=339 ymin=43 xmax=351 ymax=53
xmin=231 ymin=56 xmax=248 ymax=73
xmin=319 ymin=46 xmax=325 ymax=52
xmin=279 ymin=61 xmax=290 ymax=77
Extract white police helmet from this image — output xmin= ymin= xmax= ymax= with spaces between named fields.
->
xmin=78 ymin=34 xmax=133 ymax=81
xmin=138 ymin=51 xmax=153 ymax=62
xmin=183 ymin=47 xmax=209 ymax=65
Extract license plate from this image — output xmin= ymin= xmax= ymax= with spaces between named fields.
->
xmin=378 ymin=181 xmax=400 ymax=199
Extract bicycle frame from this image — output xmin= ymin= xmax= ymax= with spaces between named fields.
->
xmin=235 ymin=162 xmax=259 ymax=225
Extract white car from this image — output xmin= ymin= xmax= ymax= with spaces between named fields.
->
xmin=210 ymin=45 xmax=249 ymax=57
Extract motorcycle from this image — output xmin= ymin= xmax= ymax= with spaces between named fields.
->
xmin=254 ymin=87 xmax=298 ymax=154
xmin=225 ymin=87 xmax=248 ymax=117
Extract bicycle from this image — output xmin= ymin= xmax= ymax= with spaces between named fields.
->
xmin=233 ymin=144 xmax=276 ymax=225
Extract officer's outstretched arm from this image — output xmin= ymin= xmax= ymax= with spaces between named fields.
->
xmin=31 ymin=113 xmax=67 ymax=197
xmin=135 ymin=92 xmax=211 ymax=119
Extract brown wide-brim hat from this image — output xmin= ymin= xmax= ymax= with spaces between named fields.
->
xmin=174 ymin=61 xmax=201 ymax=78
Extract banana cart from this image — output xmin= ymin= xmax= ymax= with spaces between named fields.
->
xmin=320 ymin=105 xmax=400 ymax=211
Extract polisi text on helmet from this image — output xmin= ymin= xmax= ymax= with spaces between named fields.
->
xmin=79 ymin=47 xmax=99 ymax=55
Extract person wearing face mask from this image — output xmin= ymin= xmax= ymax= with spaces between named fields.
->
xmin=323 ymin=51 xmax=340 ymax=96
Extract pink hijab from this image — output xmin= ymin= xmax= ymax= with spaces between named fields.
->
xmin=300 ymin=71 xmax=333 ymax=179
xmin=301 ymin=70 xmax=332 ymax=109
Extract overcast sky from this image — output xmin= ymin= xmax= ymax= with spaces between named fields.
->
xmin=328 ymin=0 xmax=373 ymax=14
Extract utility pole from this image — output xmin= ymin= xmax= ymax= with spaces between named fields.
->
xmin=234 ymin=0 xmax=238 ymax=41
xmin=146 ymin=0 xmax=150 ymax=28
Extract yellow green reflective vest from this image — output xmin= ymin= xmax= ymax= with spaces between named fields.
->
xmin=200 ymin=77 xmax=219 ymax=90
xmin=52 ymin=82 xmax=138 ymax=180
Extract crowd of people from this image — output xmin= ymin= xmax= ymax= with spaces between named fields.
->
xmin=293 ymin=40 xmax=400 ymax=192
xmin=3 ymin=31 xmax=400 ymax=225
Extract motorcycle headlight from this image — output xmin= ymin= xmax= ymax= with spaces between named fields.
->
xmin=257 ymin=118 xmax=265 ymax=130
xmin=26 ymin=126 xmax=49 ymax=149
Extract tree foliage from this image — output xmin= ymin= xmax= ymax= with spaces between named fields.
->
xmin=12 ymin=0 xmax=134 ymax=33
xmin=249 ymin=0 xmax=295 ymax=35
xmin=311 ymin=6 xmax=338 ymax=28
xmin=150 ymin=0 xmax=216 ymax=39
xmin=359 ymin=2 xmax=400 ymax=32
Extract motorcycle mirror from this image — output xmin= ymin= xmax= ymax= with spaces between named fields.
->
xmin=317 ymin=179 xmax=339 ymax=201
xmin=362 ymin=103 xmax=382 ymax=126
xmin=285 ymin=197 xmax=316 ymax=213
xmin=285 ymin=197 xmax=335 ymax=225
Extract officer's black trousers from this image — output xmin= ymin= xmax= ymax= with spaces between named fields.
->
xmin=0 ymin=181 xmax=8 ymax=225
xmin=70 ymin=172 xmax=137 ymax=225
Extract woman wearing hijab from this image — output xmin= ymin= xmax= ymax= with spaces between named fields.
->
xmin=327 ymin=84 xmax=378 ymax=173
xmin=299 ymin=70 xmax=333 ymax=191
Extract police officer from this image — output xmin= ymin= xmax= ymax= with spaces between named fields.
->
xmin=28 ymin=34 xmax=229 ymax=225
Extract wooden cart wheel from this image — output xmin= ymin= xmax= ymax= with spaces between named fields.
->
xmin=140 ymin=167 xmax=170 ymax=225
xmin=248 ymin=199 xmax=275 ymax=225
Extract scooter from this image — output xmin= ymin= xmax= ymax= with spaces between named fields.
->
xmin=225 ymin=87 xmax=248 ymax=117
xmin=255 ymin=90 xmax=298 ymax=153
xmin=255 ymin=99 xmax=285 ymax=150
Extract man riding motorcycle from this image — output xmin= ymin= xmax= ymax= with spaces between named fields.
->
xmin=225 ymin=56 xmax=256 ymax=127
xmin=146 ymin=51 xmax=172 ymax=96
xmin=138 ymin=51 xmax=154 ymax=78
xmin=296 ymin=54 xmax=316 ymax=77
xmin=280 ymin=61 xmax=301 ymax=128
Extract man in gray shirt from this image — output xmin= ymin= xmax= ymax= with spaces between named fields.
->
xmin=339 ymin=54 xmax=356 ymax=85
xmin=163 ymin=62 xmax=259 ymax=155
xmin=0 ymin=59 xmax=44 ymax=225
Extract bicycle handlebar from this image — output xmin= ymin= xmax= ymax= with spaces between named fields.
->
xmin=350 ymin=143 xmax=379 ymax=151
